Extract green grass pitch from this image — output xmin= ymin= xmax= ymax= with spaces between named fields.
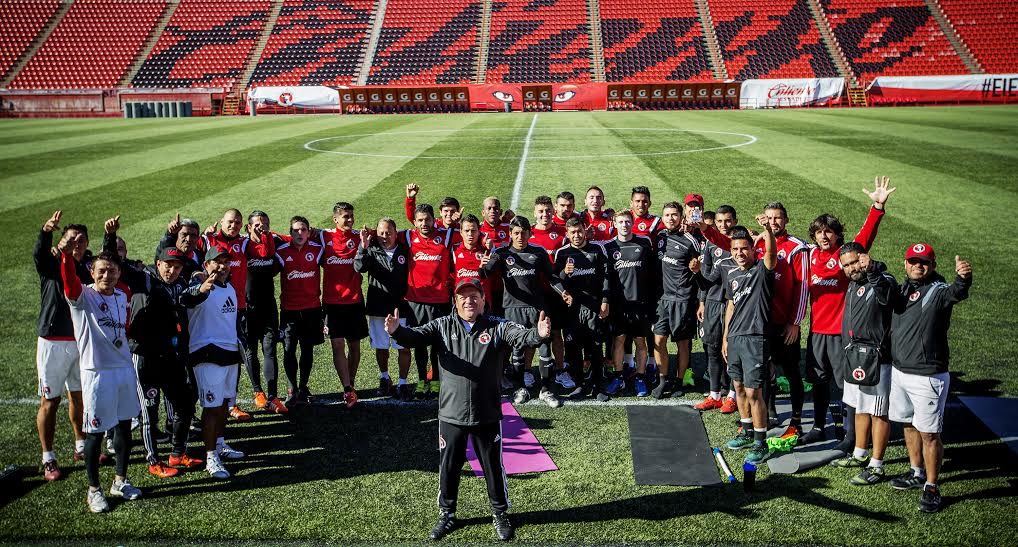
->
xmin=1 ymin=107 xmax=1017 ymax=545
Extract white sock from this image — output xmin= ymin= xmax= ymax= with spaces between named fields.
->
xmin=216 ymin=436 xmax=225 ymax=448
xmin=42 ymin=451 xmax=56 ymax=464
xmin=709 ymin=391 xmax=721 ymax=400
xmin=869 ymin=458 xmax=883 ymax=468
xmin=912 ymin=466 xmax=925 ymax=477
xmin=925 ymin=482 xmax=937 ymax=489
xmin=727 ymin=390 xmax=736 ymax=399
xmin=206 ymin=450 xmax=217 ymax=462
xmin=398 ymin=378 xmax=408 ymax=385
xmin=380 ymin=371 xmax=390 ymax=380
xmin=75 ymin=439 xmax=86 ymax=452
xmin=853 ymin=447 xmax=869 ymax=459
xmin=623 ymin=354 xmax=634 ymax=367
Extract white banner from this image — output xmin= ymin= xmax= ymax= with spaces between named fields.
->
xmin=739 ymin=78 xmax=845 ymax=109
xmin=247 ymin=86 xmax=339 ymax=108
xmin=867 ymin=74 xmax=1018 ymax=104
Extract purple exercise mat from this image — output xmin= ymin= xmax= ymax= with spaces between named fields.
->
xmin=465 ymin=400 xmax=558 ymax=477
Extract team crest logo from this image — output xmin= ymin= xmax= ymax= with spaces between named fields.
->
xmin=506 ymin=257 xmax=516 ymax=266
xmin=206 ymin=390 xmax=215 ymax=403
xmin=43 ymin=386 xmax=51 ymax=396
xmin=639 ymin=222 xmax=647 ymax=231
xmin=497 ymin=230 xmax=506 ymax=240
xmin=433 ymin=236 xmax=442 ymax=244
xmin=566 ymin=257 xmax=574 ymax=265
xmin=657 ymin=239 xmax=665 ymax=248
xmin=346 ymin=240 xmax=356 ymax=249
xmin=699 ymin=327 xmax=705 ymax=337
xmin=856 ymin=286 xmax=866 ymax=297
xmin=99 ymin=302 xmax=109 ymax=312
xmin=278 ymin=92 xmax=293 ymax=106
xmin=777 ymin=250 xmax=787 ymax=260
xmin=549 ymin=232 xmax=558 ymax=240
xmin=91 ymin=417 xmax=101 ymax=428
xmin=714 ymin=248 xmax=723 ymax=257
xmin=478 ymin=332 xmax=491 ymax=344
xmin=305 ymin=252 xmax=314 ymax=262
xmin=912 ymin=244 xmax=926 ymax=253
xmin=599 ymin=222 xmax=609 ymax=231
xmin=731 ymin=280 xmax=739 ymax=291
xmin=232 ymin=244 xmax=241 ymax=253
xmin=909 ymin=291 xmax=920 ymax=302
xmin=146 ymin=388 xmax=158 ymax=400
xmin=852 ymin=368 xmax=866 ymax=381
xmin=438 ymin=434 xmax=446 ymax=450
xmin=613 ymin=251 xmax=622 ymax=260
xmin=826 ymin=258 xmax=837 ymax=269
xmin=397 ymin=255 xmax=406 ymax=265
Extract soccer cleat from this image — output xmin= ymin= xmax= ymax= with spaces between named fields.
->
xmin=523 ymin=371 xmax=535 ymax=388
xmin=378 ymin=377 xmax=393 ymax=398
xmin=850 ymin=466 xmax=886 ymax=486
xmin=745 ymin=444 xmax=771 ymax=464
xmin=148 ymin=462 xmax=179 ymax=478
xmin=604 ymin=376 xmax=625 ymax=396
xmin=110 ymin=479 xmax=142 ymax=500
xmin=229 ymin=406 xmax=252 ymax=422
xmin=154 ymin=429 xmax=172 ymax=445
xmin=430 ymin=511 xmax=457 ymax=540
xmin=283 ymin=388 xmax=300 ymax=409
xmin=267 ymin=397 xmax=289 ymax=414
xmin=720 ymin=396 xmax=738 ymax=414
xmin=919 ymin=484 xmax=942 ymax=513
xmin=512 ymin=388 xmax=531 ymax=405
xmin=650 ymin=379 xmax=670 ymax=400
xmin=254 ymin=391 xmax=269 ymax=410
xmin=634 ymin=377 xmax=649 ymax=398
xmin=168 ymin=453 xmax=203 ymax=469
xmin=344 ymin=390 xmax=359 ymax=409
xmin=538 ymin=388 xmax=562 ymax=408
xmin=493 ymin=511 xmax=514 ymax=541
xmin=87 ymin=489 xmax=110 ymax=513
xmin=555 ymin=371 xmax=576 ymax=390
xmin=297 ymin=387 xmax=315 ymax=405
xmin=694 ymin=396 xmax=723 ymax=411
xmin=797 ymin=427 xmax=827 ymax=445
xmin=830 ymin=454 xmax=869 ymax=468
xmin=217 ymin=442 xmax=245 ymax=460
xmin=206 ymin=455 xmax=230 ymax=480
xmin=43 ymin=460 xmax=61 ymax=481
xmin=726 ymin=435 xmax=754 ymax=450
xmin=73 ymin=451 xmax=85 ymax=462
xmin=397 ymin=383 xmax=414 ymax=402
xmin=779 ymin=423 xmax=803 ymax=440
xmin=415 ymin=380 xmax=428 ymax=399
xmin=890 ymin=469 xmax=926 ymax=491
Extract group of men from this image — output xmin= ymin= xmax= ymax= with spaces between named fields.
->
xmin=33 ymin=177 xmax=970 ymax=530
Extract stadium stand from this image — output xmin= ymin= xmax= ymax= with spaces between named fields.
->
xmin=132 ymin=0 xmax=270 ymax=89
xmin=937 ymin=0 xmax=1018 ymax=74
xmin=485 ymin=0 xmax=593 ymax=83
xmin=367 ymin=0 xmax=482 ymax=85
xmin=709 ymin=0 xmax=841 ymax=80
xmin=9 ymin=0 xmax=165 ymax=89
xmin=821 ymin=0 xmax=968 ymax=81
xmin=0 ymin=0 xmax=61 ymax=80
xmin=600 ymin=0 xmax=714 ymax=82
xmin=249 ymin=0 xmax=375 ymax=87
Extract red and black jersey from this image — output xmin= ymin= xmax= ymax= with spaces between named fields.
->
xmin=529 ymin=225 xmax=567 ymax=259
xmin=276 ymin=241 xmax=323 ymax=311
xmin=480 ymin=221 xmax=511 ymax=249
xmin=320 ymin=228 xmax=363 ymax=305
xmin=551 ymin=212 xmax=582 ymax=227
xmin=404 ymin=229 xmax=453 ymax=304
xmin=199 ymin=231 xmax=275 ymax=309
xmin=452 ymin=242 xmax=493 ymax=304
xmin=583 ymin=209 xmax=616 ymax=242
xmin=631 ymin=213 xmax=661 ymax=242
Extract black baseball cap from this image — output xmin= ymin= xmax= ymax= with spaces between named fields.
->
xmin=203 ymin=245 xmax=229 ymax=264
xmin=157 ymin=247 xmax=186 ymax=263
xmin=454 ymin=278 xmax=484 ymax=295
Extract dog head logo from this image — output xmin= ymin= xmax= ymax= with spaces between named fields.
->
xmin=278 ymin=92 xmax=293 ymax=106
xmin=777 ymin=250 xmax=787 ymax=260
xmin=346 ymin=239 xmax=356 ymax=249
xmin=397 ymin=255 xmax=406 ymax=265
xmin=305 ymin=252 xmax=314 ymax=262
xmin=206 ymin=391 xmax=215 ymax=403
xmin=731 ymin=280 xmax=739 ymax=291
xmin=232 ymin=243 xmax=241 ymax=253
xmin=438 ymin=434 xmax=446 ymax=450
xmin=478 ymin=332 xmax=491 ymax=344
xmin=909 ymin=291 xmax=921 ymax=302
xmin=91 ymin=417 xmax=101 ymax=428
xmin=826 ymin=258 xmax=837 ymax=269
xmin=613 ymin=251 xmax=622 ymax=260
xmin=852 ymin=368 xmax=866 ymax=381
xmin=714 ymin=248 xmax=723 ymax=257
xmin=856 ymin=286 xmax=866 ymax=297
xmin=505 ymin=257 xmax=516 ymax=266
xmin=433 ymin=236 xmax=442 ymax=245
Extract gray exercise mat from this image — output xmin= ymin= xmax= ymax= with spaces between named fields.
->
xmin=627 ymin=405 xmax=722 ymax=486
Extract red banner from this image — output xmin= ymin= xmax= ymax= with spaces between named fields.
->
xmin=868 ymin=74 xmax=1018 ymax=105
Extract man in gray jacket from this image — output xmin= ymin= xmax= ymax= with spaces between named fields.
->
xmin=386 ymin=278 xmax=550 ymax=542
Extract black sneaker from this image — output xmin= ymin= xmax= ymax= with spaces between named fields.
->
xmin=283 ymin=388 xmax=300 ymax=409
xmin=919 ymin=484 xmax=942 ymax=513
xmin=595 ymin=391 xmax=611 ymax=402
xmin=835 ymin=434 xmax=855 ymax=454
xmin=493 ymin=511 xmax=514 ymax=541
xmin=297 ymin=387 xmax=315 ymax=405
xmin=890 ymin=469 xmax=926 ymax=491
xmin=154 ymin=429 xmax=172 ymax=445
xmin=798 ymin=427 xmax=828 ymax=445
xmin=397 ymin=383 xmax=414 ymax=402
xmin=378 ymin=376 xmax=393 ymax=397
xmin=430 ymin=511 xmax=456 ymax=540
xmin=650 ymin=379 xmax=670 ymax=400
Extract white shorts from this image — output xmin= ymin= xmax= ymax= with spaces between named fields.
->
xmin=81 ymin=366 xmax=141 ymax=434
xmin=842 ymin=364 xmax=891 ymax=417
xmin=194 ymin=363 xmax=239 ymax=409
xmin=37 ymin=338 xmax=81 ymax=398
xmin=888 ymin=367 xmax=950 ymax=433
xmin=368 ymin=316 xmax=406 ymax=350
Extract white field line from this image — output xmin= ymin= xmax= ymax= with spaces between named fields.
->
xmin=0 ymin=395 xmax=696 ymax=408
xmin=509 ymin=113 xmax=538 ymax=210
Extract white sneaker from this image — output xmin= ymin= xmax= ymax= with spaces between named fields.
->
xmin=523 ymin=371 xmax=535 ymax=388
xmin=555 ymin=371 xmax=576 ymax=389
xmin=206 ymin=455 xmax=230 ymax=480
xmin=512 ymin=388 xmax=531 ymax=405
xmin=539 ymin=388 xmax=562 ymax=409
xmin=87 ymin=489 xmax=109 ymax=513
xmin=217 ymin=442 xmax=245 ymax=460
xmin=110 ymin=479 xmax=142 ymax=500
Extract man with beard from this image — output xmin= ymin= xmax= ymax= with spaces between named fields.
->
xmin=276 ymin=217 xmax=323 ymax=411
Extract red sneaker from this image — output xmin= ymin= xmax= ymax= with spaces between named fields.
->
xmin=780 ymin=424 xmax=803 ymax=440
xmin=694 ymin=395 xmax=723 ymax=411
xmin=253 ymin=391 xmax=269 ymax=410
xmin=267 ymin=398 xmax=289 ymax=414
xmin=720 ymin=396 xmax=738 ymax=414
xmin=344 ymin=390 xmax=358 ymax=409
xmin=43 ymin=460 xmax=61 ymax=481
xmin=168 ymin=454 xmax=203 ymax=469
xmin=229 ymin=406 xmax=252 ymax=422
xmin=148 ymin=462 xmax=180 ymax=478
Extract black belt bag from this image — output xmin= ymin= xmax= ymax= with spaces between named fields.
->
xmin=844 ymin=342 xmax=880 ymax=387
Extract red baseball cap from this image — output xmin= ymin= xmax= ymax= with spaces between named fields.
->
xmin=684 ymin=193 xmax=704 ymax=207
xmin=905 ymin=243 xmax=935 ymax=263
xmin=454 ymin=278 xmax=484 ymax=295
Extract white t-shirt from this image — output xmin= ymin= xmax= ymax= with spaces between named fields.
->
xmin=66 ymin=285 xmax=133 ymax=371
xmin=187 ymin=282 xmax=240 ymax=352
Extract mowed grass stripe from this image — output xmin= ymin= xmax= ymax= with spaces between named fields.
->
xmin=811 ymin=105 xmax=1018 ymax=137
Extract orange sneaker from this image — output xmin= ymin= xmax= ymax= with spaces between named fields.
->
xmin=229 ymin=406 xmax=252 ymax=422
xmin=148 ymin=462 xmax=180 ymax=478
xmin=344 ymin=390 xmax=358 ymax=409
xmin=694 ymin=395 xmax=723 ymax=411
xmin=267 ymin=398 xmax=289 ymax=414
xmin=168 ymin=454 xmax=203 ymax=469
xmin=253 ymin=391 xmax=269 ymax=410
xmin=780 ymin=424 xmax=803 ymax=440
xmin=720 ymin=396 xmax=738 ymax=414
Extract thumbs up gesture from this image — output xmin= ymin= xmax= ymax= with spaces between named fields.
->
xmin=537 ymin=311 xmax=551 ymax=338
xmin=385 ymin=308 xmax=401 ymax=334
xmin=955 ymin=255 xmax=972 ymax=279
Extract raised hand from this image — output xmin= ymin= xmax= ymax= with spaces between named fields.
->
xmin=561 ymin=290 xmax=573 ymax=307
xmin=564 ymin=258 xmax=575 ymax=275
xmin=689 ymin=256 xmax=701 ymax=274
xmin=359 ymin=226 xmax=372 ymax=247
xmin=384 ymin=308 xmax=401 ymax=334
xmin=406 ymin=183 xmax=419 ymax=199
xmin=205 ymin=221 xmax=218 ymax=236
xmin=168 ymin=212 xmax=182 ymax=234
xmin=451 ymin=210 xmax=462 ymax=223
xmin=858 ymin=253 xmax=872 ymax=272
xmin=864 ymin=176 xmax=896 ymax=210
xmin=104 ymin=215 xmax=121 ymax=234
xmin=43 ymin=210 xmax=62 ymax=233
xmin=755 ymin=213 xmax=772 ymax=234
xmin=955 ymin=255 xmax=972 ymax=279
xmin=537 ymin=311 xmax=551 ymax=338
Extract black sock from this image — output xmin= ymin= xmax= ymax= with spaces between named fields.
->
xmin=84 ymin=432 xmax=104 ymax=488
xmin=113 ymin=420 xmax=131 ymax=478
xmin=812 ymin=381 xmax=831 ymax=429
xmin=753 ymin=428 xmax=767 ymax=444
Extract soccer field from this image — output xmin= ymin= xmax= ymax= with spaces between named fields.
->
xmin=1 ymin=107 xmax=1017 ymax=545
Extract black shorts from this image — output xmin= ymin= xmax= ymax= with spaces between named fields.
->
xmin=610 ymin=305 xmax=651 ymax=338
xmin=806 ymin=332 xmax=845 ymax=388
xmin=504 ymin=306 xmax=540 ymax=328
xmin=407 ymin=300 xmax=452 ymax=328
xmin=652 ymin=299 xmax=696 ymax=340
xmin=698 ymin=300 xmax=726 ymax=347
xmin=545 ymin=292 xmax=568 ymax=331
xmin=727 ymin=335 xmax=769 ymax=389
xmin=246 ymin=301 xmax=280 ymax=343
xmin=280 ymin=307 xmax=325 ymax=346
xmin=323 ymin=302 xmax=368 ymax=341
xmin=564 ymin=305 xmax=606 ymax=343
